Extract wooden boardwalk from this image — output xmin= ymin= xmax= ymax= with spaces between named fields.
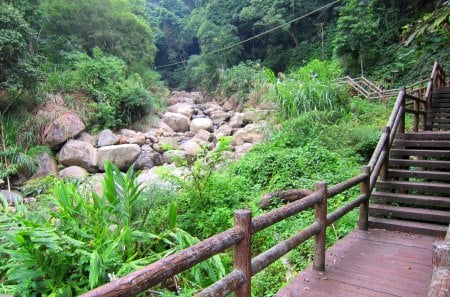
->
xmin=276 ymin=229 xmax=441 ymax=297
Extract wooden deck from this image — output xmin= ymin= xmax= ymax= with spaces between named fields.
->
xmin=276 ymin=229 xmax=441 ymax=297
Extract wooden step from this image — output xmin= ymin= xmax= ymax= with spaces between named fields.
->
xmin=398 ymin=132 xmax=450 ymax=140
xmin=432 ymin=103 xmax=450 ymax=108
xmin=427 ymin=112 xmax=450 ymax=118
xmin=371 ymin=192 xmax=450 ymax=208
xmin=369 ymin=204 xmax=450 ymax=223
xmin=390 ymin=148 xmax=450 ymax=158
xmin=390 ymin=159 xmax=450 ymax=169
xmin=376 ymin=180 xmax=450 ymax=194
xmin=428 ymin=123 xmax=450 ymax=130
xmin=394 ymin=139 xmax=450 ymax=148
xmin=368 ymin=217 xmax=447 ymax=236
xmin=388 ymin=169 xmax=450 ymax=181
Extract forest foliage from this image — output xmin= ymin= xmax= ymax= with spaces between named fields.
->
xmin=0 ymin=0 xmax=449 ymax=295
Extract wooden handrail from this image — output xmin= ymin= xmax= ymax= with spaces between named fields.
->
xmin=82 ymin=62 xmax=446 ymax=297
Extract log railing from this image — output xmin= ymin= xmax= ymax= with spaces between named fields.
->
xmin=81 ymin=62 xmax=446 ymax=297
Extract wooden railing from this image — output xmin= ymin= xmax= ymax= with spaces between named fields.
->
xmin=81 ymin=62 xmax=446 ymax=297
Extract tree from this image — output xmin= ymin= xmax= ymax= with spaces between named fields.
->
xmin=41 ymin=0 xmax=156 ymax=66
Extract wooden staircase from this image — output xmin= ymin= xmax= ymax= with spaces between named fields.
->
xmin=369 ymin=86 xmax=450 ymax=236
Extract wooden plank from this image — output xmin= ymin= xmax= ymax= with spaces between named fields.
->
xmin=369 ymin=203 xmax=450 ymax=223
xmin=376 ymin=180 xmax=450 ymax=194
xmin=368 ymin=217 xmax=448 ymax=236
xmin=393 ymin=139 xmax=450 ymax=148
xmin=371 ymin=192 xmax=450 ymax=208
xmin=276 ymin=229 xmax=438 ymax=297
xmin=390 ymin=148 xmax=450 ymax=158
xmin=387 ymin=169 xmax=450 ymax=181
xmin=389 ymin=159 xmax=450 ymax=169
xmin=398 ymin=132 xmax=450 ymax=140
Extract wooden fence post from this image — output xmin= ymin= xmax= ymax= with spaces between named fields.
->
xmin=313 ymin=182 xmax=327 ymax=272
xmin=358 ymin=166 xmax=371 ymax=231
xmin=399 ymin=87 xmax=406 ymax=134
xmin=233 ymin=210 xmax=252 ymax=297
xmin=380 ymin=126 xmax=391 ymax=181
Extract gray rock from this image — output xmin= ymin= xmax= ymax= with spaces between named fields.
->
xmin=162 ymin=112 xmax=191 ymax=132
xmin=97 ymin=144 xmax=141 ymax=171
xmin=223 ymin=99 xmax=239 ymax=111
xmin=190 ymin=117 xmax=213 ymax=133
xmin=127 ymin=132 xmax=146 ymax=145
xmin=120 ymin=129 xmax=137 ymax=138
xmin=0 ymin=190 xmax=23 ymax=206
xmin=97 ymin=129 xmax=119 ymax=147
xmin=194 ymin=129 xmax=216 ymax=143
xmin=215 ymin=124 xmax=233 ymax=137
xmin=58 ymin=140 xmax=98 ymax=172
xmin=163 ymin=150 xmax=187 ymax=164
xmin=168 ymin=103 xmax=195 ymax=118
xmin=210 ymin=111 xmax=231 ymax=126
xmin=134 ymin=145 xmax=163 ymax=170
xmin=82 ymin=173 xmax=105 ymax=197
xmin=59 ymin=166 xmax=88 ymax=180
xmin=42 ymin=112 xmax=85 ymax=147
xmin=180 ymin=140 xmax=202 ymax=159
xmin=33 ymin=152 xmax=58 ymax=178
xmin=77 ymin=132 xmax=97 ymax=146
xmin=232 ymin=124 xmax=262 ymax=146
xmin=229 ymin=113 xmax=245 ymax=128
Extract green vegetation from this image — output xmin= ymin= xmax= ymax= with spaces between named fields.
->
xmin=0 ymin=0 xmax=448 ymax=295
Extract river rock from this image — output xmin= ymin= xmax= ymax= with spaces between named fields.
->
xmin=232 ymin=124 xmax=262 ymax=146
xmin=162 ymin=112 xmax=191 ymax=132
xmin=194 ymin=129 xmax=216 ymax=143
xmin=120 ymin=129 xmax=137 ymax=138
xmin=42 ymin=112 xmax=85 ymax=147
xmin=210 ymin=110 xmax=231 ymax=126
xmin=33 ymin=152 xmax=58 ymax=178
xmin=215 ymin=124 xmax=233 ymax=138
xmin=190 ymin=117 xmax=213 ymax=133
xmin=180 ymin=140 xmax=202 ymax=159
xmin=97 ymin=129 xmax=119 ymax=147
xmin=168 ymin=103 xmax=195 ymax=118
xmin=77 ymin=132 xmax=97 ymax=146
xmin=97 ymin=144 xmax=141 ymax=171
xmin=163 ymin=150 xmax=187 ymax=164
xmin=58 ymin=140 xmax=98 ymax=172
xmin=0 ymin=190 xmax=23 ymax=206
xmin=59 ymin=166 xmax=88 ymax=180
xmin=134 ymin=145 xmax=162 ymax=170
xmin=127 ymin=132 xmax=146 ymax=145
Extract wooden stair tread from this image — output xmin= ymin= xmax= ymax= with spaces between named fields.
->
xmin=390 ymin=159 xmax=450 ymax=169
xmin=387 ymin=169 xmax=450 ymax=181
xmin=376 ymin=180 xmax=450 ymax=194
xmin=369 ymin=203 xmax=450 ymax=223
xmin=393 ymin=139 xmax=450 ymax=148
xmin=398 ymin=132 xmax=450 ymax=140
xmin=371 ymin=192 xmax=450 ymax=208
xmin=368 ymin=217 xmax=447 ymax=236
xmin=390 ymin=148 xmax=450 ymax=157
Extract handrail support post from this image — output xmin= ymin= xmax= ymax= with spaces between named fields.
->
xmin=358 ymin=166 xmax=371 ymax=231
xmin=313 ymin=182 xmax=328 ymax=272
xmin=233 ymin=210 xmax=252 ymax=297
xmin=381 ymin=126 xmax=391 ymax=181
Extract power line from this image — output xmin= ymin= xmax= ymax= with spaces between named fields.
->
xmin=155 ymin=0 xmax=341 ymax=69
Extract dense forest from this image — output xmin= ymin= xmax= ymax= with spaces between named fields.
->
xmin=0 ymin=0 xmax=449 ymax=296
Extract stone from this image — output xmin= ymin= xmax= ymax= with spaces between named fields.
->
xmin=158 ymin=137 xmax=179 ymax=150
xmin=190 ymin=117 xmax=213 ymax=133
xmin=180 ymin=140 xmax=202 ymax=159
xmin=134 ymin=145 xmax=163 ymax=170
xmin=215 ymin=124 xmax=233 ymax=138
xmin=168 ymin=103 xmax=195 ymax=118
xmin=59 ymin=166 xmax=88 ymax=180
xmin=144 ymin=131 xmax=158 ymax=143
xmin=82 ymin=173 xmax=105 ymax=197
xmin=210 ymin=111 xmax=231 ymax=126
xmin=162 ymin=112 xmax=191 ymax=132
xmin=97 ymin=129 xmax=119 ymax=147
xmin=234 ymin=143 xmax=253 ymax=155
xmin=97 ymin=144 xmax=141 ymax=171
xmin=58 ymin=140 xmax=98 ymax=172
xmin=194 ymin=129 xmax=216 ymax=143
xmin=229 ymin=113 xmax=245 ymax=128
xmin=127 ymin=132 xmax=146 ymax=145
xmin=120 ymin=129 xmax=137 ymax=138
xmin=42 ymin=111 xmax=85 ymax=147
xmin=33 ymin=152 xmax=58 ymax=178
xmin=163 ymin=150 xmax=187 ymax=164
xmin=77 ymin=132 xmax=97 ymax=146
xmin=169 ymin=91 xmax=196 ymax=105
xmin=223 ymin=99 xmax=239 ymax=111
xmin=0 ymin=190 xmax=23 ymax=206
xmin=232 ymin=124 xmax=262 ymax=146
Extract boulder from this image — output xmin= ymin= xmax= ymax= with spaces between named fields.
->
xmin=82 ymin=173 xmax=104 ymax=197
xmin=97 ymin=129 xmax=119 ymax=147
xmin=180 ymin=140 xmax=202 ymax=159
xmin=163 ymin=150 xmax=187 ymax=164
xmin=168 ymin=103 xmax=195 ymax=118
xmin=144 ymin=131 xmax=158 ymax=143
xmin=0 ymin=190 xmax=23 ymax=206
xmin=33 ymin=152 xmax=58 ymax=178
xmin=169 ymin=91 xmax=196 ymax=105
xmin=232 ymin=124 xmax=262 ymax=146
xmin=58 ymin=140 xmax=98 ymax=172
xmin=42 ymin=112 xmax=85 ymax=147
xmin=97 ymin=144 xmax=141 ymax=171
xmin=215 ymin=124 xmax=233 ymax=138
xmin=190 ymin=117 xmax=213 ymax=133
xmin=77 ymin=132 xmax=97 ymax=146
xmin=229 ymin=113 xmax=245 ymax=128
xmin=210 ymin=111 xmax=231 ymax=126
xmin=162 ymin=112 xmax=191 ymax=132
xmin=194 ymin=129 xmax=216 ymax=143
xmin=134 ymin=145 xmax=163 ymax=170
xmin=120 ymin=129 xmax=137 ymax=138
xmin=59 ymin=166 xmax=88 ymax=180
xmin=158 ymin=137 xmax=179 ymax=150
xmin=127 ymin=132 xmax=146 ymax=145
xmin=223 ymin=99 xmax=239 ymax=111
